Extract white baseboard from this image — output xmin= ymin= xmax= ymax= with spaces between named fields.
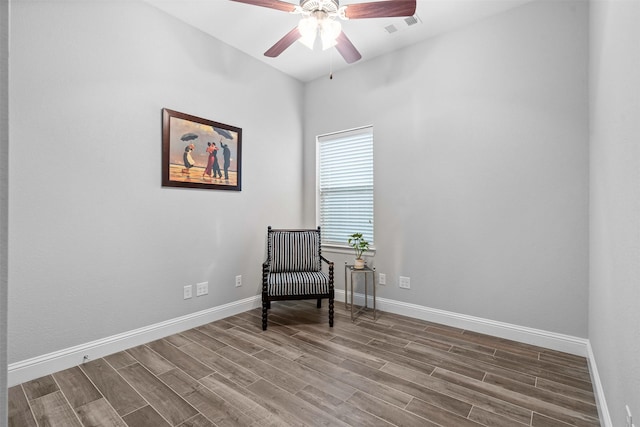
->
xmin=7 ymin=295 xmax=261 ymax=386
xmin=335 ymin=289 xmax=589 ymax=356
xmin=586 ymin=342 xmax=612 ymax=427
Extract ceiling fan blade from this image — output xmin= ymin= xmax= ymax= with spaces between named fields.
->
xmin=344 ymin=0 xmax=416 ymax=19
xmin=264 ymin=27 xmax=302 ymax=57
xmin=335 ymin=31 xmax=362 ymax=64
xmin=229 ymin=0 xmax=297 ymax=13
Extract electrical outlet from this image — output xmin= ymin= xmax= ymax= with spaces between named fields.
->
xmin=196 ymin=281 xmax=208 ymax=296
xmin=378 ymin=273 xmax=386 ymax=285
xmin=235 ymin=275 xmax=242 ymax=287
xmin=184 ymin=285 xmax=192 ymax=299
xmin=626 ymin=405 xmax=633 ymax=427
xmin=399 ymin=276 xmax=411 ymax=289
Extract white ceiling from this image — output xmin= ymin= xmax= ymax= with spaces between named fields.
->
xmin=144 ymin=0 xmax=534 ymax=82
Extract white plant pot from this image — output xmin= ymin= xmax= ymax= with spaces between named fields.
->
xmin=354 ymin=258 xmax=365 ymax=269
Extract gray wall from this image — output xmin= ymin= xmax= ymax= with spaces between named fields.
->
xmin=303 ymin=0 xmax=589 ymax=337
xmin=589 ymin=0 xmax=640 ymax=425
xmin=1 ymin=0 xmax=8 ymax=423
xmin=8 ymin=0 xmax=304 ymax=363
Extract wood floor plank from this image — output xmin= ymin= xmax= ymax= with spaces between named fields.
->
xmin=164 ymin=333 xmax=194 ymax=348
xmin=451 ymin=345 xmax=594 ymax=391
xmin=198 ymin=373 xmax=264 ymax=413
xmin=147 ymin=339 xmax=214 ymax=380
xmin=295 ymin=352 xmax=414 ymax=408
xmin=432 ymin=367 xmax=600 ymax=427
xmin=406 ymin=340 xmax=538 ymax=385
xmin=30 ymin=390 xmax=83 ymax=427
xmin=532 ymin=412 xmax=577 ymax=426
xmin=540 ymin=349 xmax=591 ymax=369
xmin=118 ymin=362 xmax=198 ymax=426
xmin=158 ymin=368 xmax=202 ymax=398
xmin=179 ymin=342 xmax=260 ymax=387
xmin=7 ymin=386 xmax=37 ymax=427
xmin=182 ymin=384 xmax=256 ymax=427
xmin=536 ymin=377 xmax=596 ymax=403
xmin=370 ymin=338 xmax=487 ymax=381
xmin=121 ymin=405 xmax=171 ymax=427
xmin=197 ymin=323 xmax=264 ymax=355
xmin=379 ymin=360 xmax=533 ymax=424
xmin=266 ymin=330 xmax=347 ymax=365
xmin=347 ymin=390 xmax=438 ymax=427
xmin=199 ymin=372 xmax=287 ymax=424
xmin=126 ymin=344 xmax=176 ymax=376
xmin=295 ymin=384 xmax=394 ymax=427
xmin=293 ymin=330 xmax=388 ymax=369
xmin=468 ymin=406 xmax=530 ymax=426
xmin=185 ymin=386 xmax=259 ymax=427
xmin=494 ymin=349 xmax=593 ymax=382
xmin=246 ymin=379 xmax=350 ymax=427
xmin=404 ymin=397 xmax=482 ymax=426
xmin=21 ymin=375 xmax=58 ymax=400
xmin=238 ymin=310 xmax=300 ymax=336
xmin=215 ymin=345 xmax=307 ymax=394
xmin=52 ymin=366 xmax=102 ymax=409
xmin=180 ymin=328 xmax=228 ymax=352
xmin=74 ymin=398 xmax=127 ymax=427
xmin=178 ymin=413 xmax=216 ymax=427
xmin=252 ymin=348 xmax=357 ymax=401
xmin=103 ymin=350 xmax=137 ymax=370
xmin=331 ymin=334 xmax=437 ymax=375
xmin=225 ymin=325 xmax=305 ymax=361
xmin=340 ymin=357 xmax=473 ymax=418
xmin=484 ymin=372 xmax=599 ymax=418
xmin=80 ymin=358 xmax=147 ymax=416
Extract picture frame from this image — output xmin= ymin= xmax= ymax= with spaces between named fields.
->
xmin=162 ymin=108 xmax=242 ymax=191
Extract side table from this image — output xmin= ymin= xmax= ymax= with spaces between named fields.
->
xmin=344 ymin=263 xmax=376 ymax=321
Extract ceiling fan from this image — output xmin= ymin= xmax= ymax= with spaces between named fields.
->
xmin=230 ymin=0 xmax=417 ymax=64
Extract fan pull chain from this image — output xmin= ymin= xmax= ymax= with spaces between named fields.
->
xmin=329 ymin=49 xmax=334 ymax=80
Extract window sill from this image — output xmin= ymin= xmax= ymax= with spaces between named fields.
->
xmin=321 ymin=244 xmax=376 ymax=257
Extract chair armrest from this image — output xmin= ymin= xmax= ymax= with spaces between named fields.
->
xmin=320 ymin=255 xmax=333 ymax=267
xmin=320 ymin=256 xmax=334 ymax=289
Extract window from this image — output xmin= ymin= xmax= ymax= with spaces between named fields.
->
xmin=317 ymin=126 xmax=374 ymax=247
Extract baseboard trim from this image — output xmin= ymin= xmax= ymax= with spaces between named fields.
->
xmin=8 ymin=291 xmax=590 ymax=383
xmin=586 ymin=341 xmax=612 ymax=427
xmin=335 ymin=289 xmax=589 ymax=356
xmin=7 ymin=295 xmax=261 ymax=386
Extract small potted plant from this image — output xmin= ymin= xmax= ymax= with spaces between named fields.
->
xmin=348 ymin=232 xmax=370 ymax=269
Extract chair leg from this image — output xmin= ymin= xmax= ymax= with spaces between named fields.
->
xmin=329 ymin=298 xmax=334 ymax=327
xmin=262 ymin=299 xmax=268 ymax=331
xmin=317 ymin=298 xmax=322 ymax=309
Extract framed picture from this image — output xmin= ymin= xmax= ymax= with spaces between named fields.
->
xmin=162 ymin=108 xmax=242 ymax=191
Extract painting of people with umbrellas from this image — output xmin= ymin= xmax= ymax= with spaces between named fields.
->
xmin=162 ymin=108 xmax=242 ymax=191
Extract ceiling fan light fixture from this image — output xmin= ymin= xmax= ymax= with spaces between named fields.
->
xmin=298 ymin=16 xmax=318 ymax=49
xmin=320 ymin=18 xmax=341 ymax=50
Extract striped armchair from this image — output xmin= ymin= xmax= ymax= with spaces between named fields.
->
xmin=262 ymin=226 xmax=334 ymax=331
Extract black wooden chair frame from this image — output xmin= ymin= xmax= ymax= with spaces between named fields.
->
xmin=261 ymin=226 xmax=334 ymax=330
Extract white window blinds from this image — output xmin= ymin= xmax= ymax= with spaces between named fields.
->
xmin=318 ymin=126 xmax=374 ymax=246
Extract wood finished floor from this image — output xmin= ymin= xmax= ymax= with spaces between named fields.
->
xmin=8 ymin=301 xmax=600 ymax=427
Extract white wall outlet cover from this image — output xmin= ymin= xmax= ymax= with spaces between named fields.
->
xmin=196 ymin=282 xmax=208 ymax=296
xmin=235 ymin=275 xmax=242 ymax=287
xmin=399 ymin=276 xmax=411 ymax=289
xmin=183 ymin=285 xmax=192 ymax=299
